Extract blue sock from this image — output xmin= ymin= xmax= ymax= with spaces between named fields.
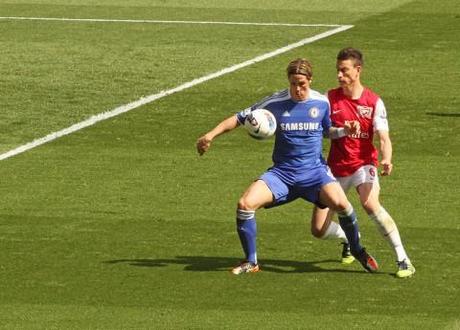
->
xmin=236 ymin=209 xmax=257 ymax=264
xmin=338 ymin=207 xmax=363 ymax=257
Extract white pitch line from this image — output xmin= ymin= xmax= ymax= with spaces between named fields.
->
xmin=0 ymin=24 xmax=353 ymax=161
xmin=0 ymin=16 xmax=342 ymax=27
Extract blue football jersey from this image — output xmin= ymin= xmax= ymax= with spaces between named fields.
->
xmin=237 ymin=89 xmax=331 ymax=171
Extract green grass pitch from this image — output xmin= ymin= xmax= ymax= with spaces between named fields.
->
xmin=0 ymin=0 xmax=459 ymax=328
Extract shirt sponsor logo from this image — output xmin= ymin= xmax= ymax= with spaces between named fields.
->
xmin=280 ymin=122 xmax=320 ymax=131
xmin=357 ymin=105 xmax=373 ymax=119
xmin=349 ymin=132 xmax=370 ymax=139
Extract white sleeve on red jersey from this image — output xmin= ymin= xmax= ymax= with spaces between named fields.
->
xmin=373 ymin=98 xmax=389 ymax=131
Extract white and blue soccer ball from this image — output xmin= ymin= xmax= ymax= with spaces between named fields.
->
xmin=244 ymin=109 xmax=277 ymax=139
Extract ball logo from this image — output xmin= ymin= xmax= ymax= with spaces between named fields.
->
xmin=309 ymin=107 xmax=319 ymax=118
xmin=265 ymin=113 xmax=276 ymax=130
xmin=247 ymin=113 xmax=259 ymax=126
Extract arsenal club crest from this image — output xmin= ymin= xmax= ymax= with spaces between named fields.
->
xmin=357 ymin=105 xmax=373 ymax=119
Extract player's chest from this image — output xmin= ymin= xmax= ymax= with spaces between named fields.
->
xmin=274 ymin=103 xmax=323 ymax=125
xmin=330 ymin=99 xmax=374 ymax=124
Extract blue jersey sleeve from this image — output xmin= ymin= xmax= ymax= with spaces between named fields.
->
xmin=322 ymin=103 xmax=332 ymax=136
xmin=236 ymin=107 xmax=252 ymax=125
xmin=236 ymin=89 xmax=289 ymax=125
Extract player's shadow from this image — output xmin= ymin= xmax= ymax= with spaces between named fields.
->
xmin=105 ymin=256 xmax=370 ymax=274
xmin=426 ymin=112 xmax=460 ymax=117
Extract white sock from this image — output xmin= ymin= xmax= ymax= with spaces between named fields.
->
xmin=370 ymin=207 xmax=409 ymax=262
xmin=387 ymin=228 xmax=409 ymax=262
xmin=320 ymin=221 xmax=348 ymax=242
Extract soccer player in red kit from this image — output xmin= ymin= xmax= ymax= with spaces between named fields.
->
xmin=310 ymin=48 xmax=415 ymax=278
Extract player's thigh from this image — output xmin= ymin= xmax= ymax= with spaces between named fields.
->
xmin=238 ymin=179 xmax=274 ymax=210
xmin=338 ymin=165 xmax=378 ymax=194
xmin=348 ymin=165 xmax=381 ymax=213
xmin=318 ymin=181 xmax=349 ymax=211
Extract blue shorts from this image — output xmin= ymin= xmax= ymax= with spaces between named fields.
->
xmin=260 ymin=165 xmax=336 ymax=208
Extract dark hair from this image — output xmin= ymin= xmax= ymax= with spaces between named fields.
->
xmin=286 ymin=58 xmax=313 ymax=80
xmin=337 ymin=47 xmax=364 ymax=66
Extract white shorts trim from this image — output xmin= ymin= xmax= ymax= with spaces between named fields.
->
xmin=337 ymin=165 xmax=379 ymax=192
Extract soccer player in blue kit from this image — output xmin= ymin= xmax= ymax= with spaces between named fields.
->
xmin=196 ymin=58 xmax=379 ymax=275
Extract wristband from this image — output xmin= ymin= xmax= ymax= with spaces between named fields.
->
xmin=336 ymin=127 xmax=346 ymax=138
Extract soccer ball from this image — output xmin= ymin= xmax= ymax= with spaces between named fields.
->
xmin=244 ymin=109 xmax=277 ymax=139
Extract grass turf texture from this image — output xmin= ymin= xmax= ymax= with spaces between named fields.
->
xmin=0 ymin=0 xmax=459 ymax=328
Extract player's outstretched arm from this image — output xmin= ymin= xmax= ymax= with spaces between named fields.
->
xmin=196 ymin=115 xmax=239 ymax=155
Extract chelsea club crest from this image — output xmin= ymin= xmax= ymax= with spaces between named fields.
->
xmin=309 ymin=107 xmax=319 ymax=118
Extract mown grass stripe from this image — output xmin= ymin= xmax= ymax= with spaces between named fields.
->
xmin=0 ymin=23 xmax=352 ymax=161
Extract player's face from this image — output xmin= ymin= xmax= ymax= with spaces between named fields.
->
xmin=336 ymin=59 xmax=361 ymax=87
xmin=289 ymin=74 xmax=310 ymax=101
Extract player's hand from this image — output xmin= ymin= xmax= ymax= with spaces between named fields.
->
xmin=344 ymin=120 xmax=360 ymax=136
xmin=196 ymin=135 xmax=212 ymax=155
xmin=380 ymin=161 xmax=393 ymax=176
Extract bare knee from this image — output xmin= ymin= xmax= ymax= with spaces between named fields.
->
xmin=327 ymin=199 xmax=349 ymax=213
xmin=238 ymin=197 xmax=256 ymax=211
xmin=360 ymin=199 xmax=381 ymax=215
xmin=319 ymin=183 xmax=349 ymax=212
xmin=237 ymin=180 xmax=273 ymax=211
xmin=311 ymin=225 xmax=324 ymax=238
xmin=311 ymin=216 xmax=327 ymax=238
xmin=358 ymin=183 xmax=381 ymax=214
xmin=311 ymin=207 xmax=331 ymax=238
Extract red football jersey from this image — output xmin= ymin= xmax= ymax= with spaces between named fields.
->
xmin=327 ymin=87 xmax=383 ymax=177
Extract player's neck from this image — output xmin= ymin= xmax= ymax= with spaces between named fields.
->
xmin=342 ymin=83 xmax=364 ymax=100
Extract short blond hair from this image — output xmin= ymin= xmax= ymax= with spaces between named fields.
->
xmin=286 ymin=58 xmax=313 ymax=80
